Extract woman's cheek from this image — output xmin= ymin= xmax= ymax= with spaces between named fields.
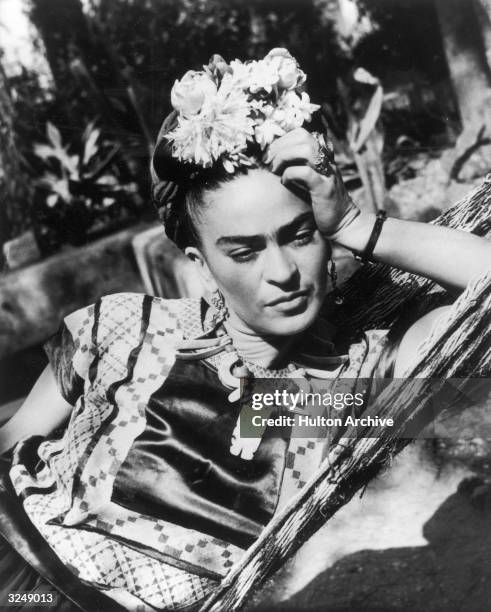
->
xmin=226 ymin=272 xmax=258 ymax=305
xmin=207 ymin=254 xmax=246 ymax=292
xmin=214 ymin=261 xmax=257 ymax=303
xmin=298 ymin=241 xmax=329 ymax=285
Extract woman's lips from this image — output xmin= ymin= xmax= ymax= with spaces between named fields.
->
xmin=266 ymin=289 xmax=310 ymax=311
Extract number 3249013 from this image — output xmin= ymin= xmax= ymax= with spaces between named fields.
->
xmin=7 ymin=592 xmax=56 ymax=606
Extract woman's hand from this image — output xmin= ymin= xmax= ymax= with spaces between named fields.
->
xmin=265 ymin=128 xmax=360 ymax=239
xmin=266 ymin=128 xmax=491 ymax=293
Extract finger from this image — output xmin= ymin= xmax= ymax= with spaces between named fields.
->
xmin=281 ymin=164 xmax=329 ymax=196
xmin=270 ymin=143 xmax=315 ymax=174
xmin=267 ymin=127 xmax=313 ymax=159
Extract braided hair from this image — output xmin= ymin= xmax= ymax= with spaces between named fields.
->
xmin=151 ymin=111 xmax=259 ymax=250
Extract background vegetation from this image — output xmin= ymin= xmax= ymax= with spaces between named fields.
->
xmin=1 ymin=0 xmax=491 ymax=261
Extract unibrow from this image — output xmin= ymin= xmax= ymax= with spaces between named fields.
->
xmin=215 ymin=212 xmax=315 ymax=247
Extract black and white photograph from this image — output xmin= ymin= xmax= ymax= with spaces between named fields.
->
xmin=0 ymin=1 xmax=490 ymax=610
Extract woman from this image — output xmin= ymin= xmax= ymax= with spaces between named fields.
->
xmin=0 ymin=49 xmax=490 ymax=611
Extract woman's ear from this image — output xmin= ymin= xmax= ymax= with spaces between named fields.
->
xmin=185 ymin=246 xmax=217 ymax=292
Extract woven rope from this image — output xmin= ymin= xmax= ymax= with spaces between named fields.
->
xmin=200 ymin=176 xmax=491 ymax=611
xmin=325 ymin=175 xmax=491 ymax=337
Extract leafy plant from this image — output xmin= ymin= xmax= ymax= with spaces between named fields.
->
xmin=34 ymin=121 xmax=136 ymax=209
xmin=32 ymin=121 xmax=142 ymax=250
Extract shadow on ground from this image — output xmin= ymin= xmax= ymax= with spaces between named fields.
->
xmin=251 ymin=477 xmax=491 ymax=612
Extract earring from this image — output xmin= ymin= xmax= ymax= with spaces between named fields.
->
xmin=329 ymin=258 xmax=344 ymax=305
xmin=210 ymin=288 xmax=229 ymax=322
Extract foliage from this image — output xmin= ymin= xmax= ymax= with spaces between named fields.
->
xmin=32 ymin=121 xmax=142 ymax=251
xmin=2 ymin=0 xmax=475 ymax=250
xmin=0 ymin=63 xmax=32 ymax=251
xmin=19 ymin=0 xmax=347 ymax=247
xmin=83 ymin=0 xmax=342 ymax=134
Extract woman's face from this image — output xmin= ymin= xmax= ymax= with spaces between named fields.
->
xmin=189 ymin=169 xmax=329 ymax=336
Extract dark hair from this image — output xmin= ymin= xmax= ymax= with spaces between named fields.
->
xmin=151 ymin=111 xmax=262 ymax=250
xmin=180 ymin=168 xmax=250 ymax=249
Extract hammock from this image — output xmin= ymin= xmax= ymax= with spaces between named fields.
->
xmin=0 ymin=178 xmax=487 ymax=612
xmin=191 ymin=176 xmax=491 ymax=611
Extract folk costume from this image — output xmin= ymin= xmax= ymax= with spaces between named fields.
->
xmin=2 ymin=289 xmax=401 ymax=610
xmin=1 ymin=49 xmax=402 ymax=611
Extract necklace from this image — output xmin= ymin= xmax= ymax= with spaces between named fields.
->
xmin=175 ymin=322 xmax=349 ymax=460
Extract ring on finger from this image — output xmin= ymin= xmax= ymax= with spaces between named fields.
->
xmin=312 ymin=132 xmax=335 ymax=177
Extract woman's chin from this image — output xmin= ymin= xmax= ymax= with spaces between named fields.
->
xmin=258 ymin=302 xmax=321 ymax=336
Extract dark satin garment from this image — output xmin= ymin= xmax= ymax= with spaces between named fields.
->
xmin=0 ymin=301 xmax=404 ymax=603
xmin=112 ymin=358 xmax=289 ymax=548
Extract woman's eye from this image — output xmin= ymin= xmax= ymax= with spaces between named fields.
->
xmin=293 ymin=230 xmax=315 ymax=245
xmin=230 ymin=250 xmax=257 ymax=263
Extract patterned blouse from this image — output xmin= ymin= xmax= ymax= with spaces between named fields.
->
xmin=9 ymin=293 xmax=394 ymax=610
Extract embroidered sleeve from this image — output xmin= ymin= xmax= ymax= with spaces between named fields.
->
xmin=43 ymin=302 xmax=99 ymax=405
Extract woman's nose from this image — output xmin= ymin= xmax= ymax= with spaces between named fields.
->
xmin=263 ymin=246 xmax=298 ymax=287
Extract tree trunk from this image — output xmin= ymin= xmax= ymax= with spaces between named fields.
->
xmin=29 ymin=0 xmax=90 ymax=89
xmin=435 ymin=0 xmax=491 ymax=178
xmin=0 ymin=63 xmax=24 ymax=256
xmin=473 ymin=0 xmax=491 ymax=69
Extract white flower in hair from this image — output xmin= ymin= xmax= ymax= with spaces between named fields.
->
xmin=168 ymin=72 xmax=254 ymax=169
xmin=254 ymin=119 xmax=286 ymax=149
xmin=248 ymin=59 xmax=280 ymax=94
xmin=254 ymin=102 xmax=285 ymax=148
xmin=165 ymin=48 xmax=320 ymax=173
xmin=274 ymin=90 xmax=320 ymax=131
xmin=171 ymin=70 xmax=218 ymax=116
xmin=229 ymin=59 xmax=253 ymax=88
xmin=264 ymin=48 xmax=306 ymax=91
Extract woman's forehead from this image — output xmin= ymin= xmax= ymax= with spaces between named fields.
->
xmin=201 ymin=170 xmax=312 ymax=241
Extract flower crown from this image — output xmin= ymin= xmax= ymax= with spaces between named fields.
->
xmin=166 ymin=48 xmax=320 ymax=173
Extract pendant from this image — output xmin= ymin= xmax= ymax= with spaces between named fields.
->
xmin=217 ymin=351 xmax=243 ymax=403
xmin=217 ymin=351 xmax=262 ymax=460
xmin=230 ymin=419 xmax=264 ymax=461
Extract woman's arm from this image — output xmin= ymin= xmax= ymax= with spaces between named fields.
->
xmin=0 ymin=365 xmax=73 ymax=455
xmin=268 ymin=128 xmax=491 ymax=291
xmin=332 ymin=214 xmax=490 ymax=292
xmin=268 ymin=128 xmax=490 ymax=374
xmin=392 ymin=306 xmax=450 ymax=376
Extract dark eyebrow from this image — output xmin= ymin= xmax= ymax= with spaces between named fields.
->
xmin=215 ymin=212 xmax=315 ymax=247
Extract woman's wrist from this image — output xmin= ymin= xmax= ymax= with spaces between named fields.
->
xmin=322 ymin=200 xmax=362 ymax=242
xmin=325 ymin=209 xmax=377 ymax=251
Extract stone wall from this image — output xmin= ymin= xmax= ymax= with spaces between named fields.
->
xmin=0 ymin=223 xmax=152 ymax=359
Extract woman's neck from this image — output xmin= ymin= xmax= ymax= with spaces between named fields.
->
xmin=223 ymin=311 xmax=299 ymax=369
